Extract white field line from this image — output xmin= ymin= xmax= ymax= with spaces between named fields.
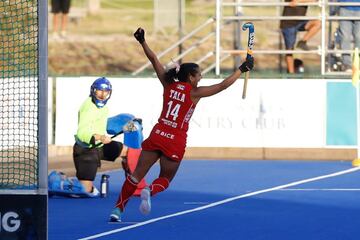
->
xmin=183 ymin=201 xmax=210 ymax=205
xmin=278 ymin=188 xmax=360 ymax=191
xmin=79 ymin=166 xmax=360 ymax=240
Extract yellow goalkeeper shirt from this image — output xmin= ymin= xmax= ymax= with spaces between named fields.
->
xmin=75 ymin=97 xmax=109 ymax=147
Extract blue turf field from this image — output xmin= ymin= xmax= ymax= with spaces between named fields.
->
xmin=49 ymin=160 xmax=360 ymax=240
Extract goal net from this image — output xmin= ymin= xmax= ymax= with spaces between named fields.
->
xmin=0 ymin=0 xmax=43 ymax=189
xmin=0 ymin=0 xmax=47 ymax=238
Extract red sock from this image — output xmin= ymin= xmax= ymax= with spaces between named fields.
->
xmin=149 ymin=177 xmax=169 ymax=196
xmin=115 ymin=175 xmax=138 ymax=211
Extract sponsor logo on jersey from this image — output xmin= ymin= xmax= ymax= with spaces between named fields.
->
xmin=161 ymin=118 xmax=177 ymax=128
xmin=155 ymin=129 xmax=175 ymax=139
xmin=176 ymin=84 xmax=185 ymax=90
xmin=184 ymin=107 xmax=194 ymax=123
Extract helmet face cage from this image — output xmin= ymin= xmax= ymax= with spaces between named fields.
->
xmin=90 ymin=77 xmax=112 ymax=108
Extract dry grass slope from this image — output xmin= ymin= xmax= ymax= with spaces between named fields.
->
xmin=49 ymin=1 xmax=323 ymax=77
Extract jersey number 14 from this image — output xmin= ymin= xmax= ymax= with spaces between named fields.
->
xmin=165 ymin=100 xmax=180 ymax=121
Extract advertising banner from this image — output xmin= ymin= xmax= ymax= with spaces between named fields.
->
xmin=0 ymin=194 xmax=47 ymax=239
xmin=56 ymin=78 xmax=328 ymax=147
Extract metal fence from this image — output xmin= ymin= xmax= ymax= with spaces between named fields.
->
xmin=216 ymin=0 xmax=360 ymax=75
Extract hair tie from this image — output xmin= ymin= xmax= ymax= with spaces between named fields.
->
xmin=171 ymin=59 xmax=180 ymax=73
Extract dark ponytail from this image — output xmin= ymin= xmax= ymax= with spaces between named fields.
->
xmin=165 ymin=63 xmax=200 ymax=83
xmin=165 ymin=67 xmax=178 ymax=83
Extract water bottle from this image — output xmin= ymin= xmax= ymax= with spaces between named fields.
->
xmin=100 ymin=174 xmax=110 ymax=198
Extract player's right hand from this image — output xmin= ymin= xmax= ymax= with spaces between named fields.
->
xmin=100 ymin=135 xmax=112 ymax=144
xmin=134 ymin=28 xmax=145 ymax=43
xmin=239 ymin=56 xmax=254 ymax=73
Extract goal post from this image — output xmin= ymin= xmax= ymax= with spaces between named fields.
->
xmin=0 ymin=0 xmax=48 ymax=238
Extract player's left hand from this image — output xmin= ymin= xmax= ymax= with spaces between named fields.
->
xmin=239 ymin=56 xmax=254 ymax=73
xmin=123 ymin=120 xmax=138 ymax=133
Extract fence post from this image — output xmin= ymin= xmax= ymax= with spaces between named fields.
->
xmin=87 ymin=0 xmax=101 ymax=14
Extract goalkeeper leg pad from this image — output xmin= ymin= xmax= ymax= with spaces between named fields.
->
xmin=48 ymin=171 xmax=98 ymax=198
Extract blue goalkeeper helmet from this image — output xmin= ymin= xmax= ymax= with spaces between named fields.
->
xmin=90 ymin=77 xmax=112 ymax=108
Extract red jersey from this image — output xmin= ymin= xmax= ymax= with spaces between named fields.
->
xmin=158 ymin=82 xmax=196 ymax=132
xmin=141 ymin=81 xmax=196 ymax=161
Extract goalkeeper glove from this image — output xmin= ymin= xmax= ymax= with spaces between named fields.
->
xmin=122 ymin=120 xmax=138 ymax=133
xmin=134 ymin=27 xmax=145 ymax=44
xmin=239 ymin=56 xmax=254 ymax=73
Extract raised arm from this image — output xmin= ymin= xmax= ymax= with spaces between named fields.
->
xmin=134 ymin=28 xmax=168 ymax=87
xmin=191 ymin=57 xmax=254 ymax=102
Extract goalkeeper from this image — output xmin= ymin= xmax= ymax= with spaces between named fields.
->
xmin=73 ymin=77 xmax=130 ymax=195
xmin=49 ymin=77 xmax=131 ymax=197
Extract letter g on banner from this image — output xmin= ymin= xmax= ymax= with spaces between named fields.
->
xmin=0 ymin=211 xmax=21 ymax=232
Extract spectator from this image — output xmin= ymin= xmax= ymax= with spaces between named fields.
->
xmin=280 ymin=0 xmax=321 ymax=73
xmin=338 ymin=0 xmax=360 ymax=72
xmin=51 ymin=0 xmax=71 ymax=37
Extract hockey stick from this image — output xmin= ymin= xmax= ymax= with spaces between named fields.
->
xmin=93 ymin=130 xmax=124 ymax=148
xmin=93 ymin=118 xmax=142 ymax=148
xmin=242 ymin=22 xmax=255 ymax=99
